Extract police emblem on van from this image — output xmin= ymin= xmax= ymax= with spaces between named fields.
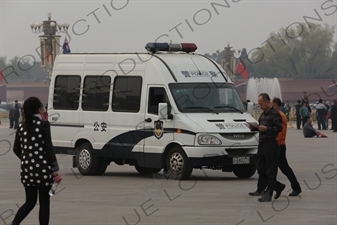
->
xmin=154 ymin=120 xmax=164 ymax=139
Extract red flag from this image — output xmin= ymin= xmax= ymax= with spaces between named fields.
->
xmin=0 ymin=69 xmax=3 ymax=85
xmin=235 ymin=61 xmax=250 ymax=79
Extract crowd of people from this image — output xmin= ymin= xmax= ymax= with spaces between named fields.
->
xmin=294 ymin=91 xmax=336 ymax=137
xmin=247 ymin=91 xmax=336 ymax=138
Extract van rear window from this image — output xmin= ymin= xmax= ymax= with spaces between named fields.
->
xmin=53 ymin=75 xmax=81 ymax=110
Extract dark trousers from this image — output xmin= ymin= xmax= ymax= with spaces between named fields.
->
xmin=333 ymin=118 xmax=337 ymax=132
xmin=9 ymin=118 xmax=14 ymax=128
xmin=296 ymin=116 xmax=301 ymax=129
xmin=10 ymin=118 xmax=19 ymax=128
xmin=256 ymin=145 xmax=301 ymax=192
xmin=12 ymin=186 xmax=50 ymax=225
xmin=278 ymin=145 xmax=301 ymax=190
xmin=302 ymin=116 xmax=309 ymax=128
xmin=14 ymin=118 xmax=19 ymax=128
xmin=317 ymin=116 xmax=326 ymax=130
xmin=257 ymin=140 xmax=280 ymax=196
xmin=304 ymin=130 xmax=318 ymax=137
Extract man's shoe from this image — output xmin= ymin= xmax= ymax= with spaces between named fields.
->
xmin=289 ymin=190 xmax=302 ymax=196
xmin=274 ymin=183 xmax=286 ymax=200
xmin=249 ymin=190 xmax=265 ymax=196
xmin=258 ymin=190 xmax=272 ymax=202
xmin=249 ymin=191 xmax=260 ymax=196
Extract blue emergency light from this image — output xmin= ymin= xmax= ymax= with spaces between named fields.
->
xmin=145 ymin=42 xmax=197 ymax=53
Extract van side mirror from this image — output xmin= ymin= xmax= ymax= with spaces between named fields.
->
xmin=247 ymin=102 xmax=254 ymax=116
xmin=158 ymin=103 xmax=173 ymax=120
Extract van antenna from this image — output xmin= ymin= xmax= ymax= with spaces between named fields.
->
xmin=191 ymin=58 xmax=202 ymax=75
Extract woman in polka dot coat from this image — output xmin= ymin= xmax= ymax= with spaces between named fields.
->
xmin=11 ymin=97 xmax=62 ymax=225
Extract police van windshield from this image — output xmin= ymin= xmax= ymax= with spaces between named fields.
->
xmin=169 ymin=83 xmax=246 ymax=113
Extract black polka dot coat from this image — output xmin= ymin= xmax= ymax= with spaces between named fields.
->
xmin=13 ymin=115 xmax=60 ymax=187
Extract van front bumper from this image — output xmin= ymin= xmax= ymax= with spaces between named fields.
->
xmin=182 ymin=146 xmax=258 ymax=167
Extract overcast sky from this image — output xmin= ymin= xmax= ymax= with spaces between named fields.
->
xmin=1 ymin=0 xmax=336 ymax=61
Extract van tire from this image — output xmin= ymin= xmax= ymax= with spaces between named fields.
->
xmin=232 ymin=165 xmax=256 ymax=178
xmin=165 ymin=146 xmax=192 ymax=180
xmin=77 ymin=143 xmax=100 ymax=175
xmin=94 ymin=159 xmax=108 ymax=175
xmin=135 ymin=165 xmax=161 ymax=174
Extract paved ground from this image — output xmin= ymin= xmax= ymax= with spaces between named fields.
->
xmin=0 ymin=119 xmax=336 ymax=225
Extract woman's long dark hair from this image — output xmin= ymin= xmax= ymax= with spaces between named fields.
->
xmin=23 ymin=97 xmax=43 ymax=136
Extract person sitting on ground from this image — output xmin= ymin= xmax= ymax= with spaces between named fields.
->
xmin=303 ymin=118 xmax=327 ymax=138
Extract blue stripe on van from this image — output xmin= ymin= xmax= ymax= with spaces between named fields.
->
xmin=97 ymin=128 xmax=196 ymax=159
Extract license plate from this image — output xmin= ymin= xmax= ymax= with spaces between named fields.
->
xmin=233 ymin=157 xmax=250 ymax=164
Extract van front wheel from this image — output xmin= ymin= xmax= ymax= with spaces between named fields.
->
xmin=232 ymin=165 xmax=256 ymax=178
xmin=165 ymin=147 xmax=192 ymax=180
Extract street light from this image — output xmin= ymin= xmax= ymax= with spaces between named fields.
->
xmin=30 ymin=13 xmax=69 ymax=83
xmin=220 ymin=43 xmax=240 ymax=82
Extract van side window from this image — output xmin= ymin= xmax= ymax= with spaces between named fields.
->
xmin=112 ymin=76 xmax=142 ymax=112
xmin=53 ymin=75 xmax=81 ymax=110
xmin=82 ymin=76 xmax=111 ymax=111
xmin=148 ymin=87 xmax=170 ymax=115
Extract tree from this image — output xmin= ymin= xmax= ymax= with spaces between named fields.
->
xmin=249 ymin=22 xmax=336 ymax=79
xmin=204 ymin=51 xmax=226 ymax=64
xmin=0 ymin=56 xmax=48 ymax=83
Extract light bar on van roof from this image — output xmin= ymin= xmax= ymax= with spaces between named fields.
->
xmin=145 ymin=42 xmax=197 ymax=53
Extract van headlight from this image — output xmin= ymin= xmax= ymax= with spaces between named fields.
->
xmin=198 ymin=135 xmax=222 ymax=145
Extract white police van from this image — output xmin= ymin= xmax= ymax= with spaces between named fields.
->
xmin=48 ymin=42 xmax=259 ymax=179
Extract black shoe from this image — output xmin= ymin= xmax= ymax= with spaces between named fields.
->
xmin=249 ymin=191 xmax=260 ymax=196
xmin=249 ymin=190 xmax=265 ymax=196
xmin=258 ymin=190 xmax=272 ymax=202
xmin=274 ymin=183 xmax=286 ymax=200
xmin=289 ymin=190 xmax=302 ymax=196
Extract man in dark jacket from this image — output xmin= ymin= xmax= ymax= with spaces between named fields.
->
xmin=9 ymin=106 xmax=15 ymax=128
xmin=331 ymin=100 xmax=337 ymax=132
xmin=13 ymin=100 xmax=20 ymax=129
xmin=294 ymin=100 xmax=302 ymax=129
xmin=323 ymin=100 xmax=330 ymax=129
xmin=316 ymin=99 xmax=327 ymax=130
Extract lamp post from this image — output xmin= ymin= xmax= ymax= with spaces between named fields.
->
xmin=220 ymin=43 xmax=240 ymax=82
xmin=30 ymin=13 xmax=69 ymax=83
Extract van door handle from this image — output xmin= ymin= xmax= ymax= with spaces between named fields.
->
xmin=145 ymin=118 xmax=152 ymax=123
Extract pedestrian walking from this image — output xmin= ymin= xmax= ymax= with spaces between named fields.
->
xmin=11 ymin=97 xmax=62 ymax=225
xmin=247 ymin=93 xmax=283 ymax=202
xmin=273 ymin=98 xmax=302 ymax=196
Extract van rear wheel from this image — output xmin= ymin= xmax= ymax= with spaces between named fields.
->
xmin=135 ymin=165 xmax=161 ymax=174
xmin=77 ymin=143 xmax=100 ymax=175
xmin=232 ymin=165 xmax=256 ymax=178
xmin=165 ymin=146 xmax=192 ymax=180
